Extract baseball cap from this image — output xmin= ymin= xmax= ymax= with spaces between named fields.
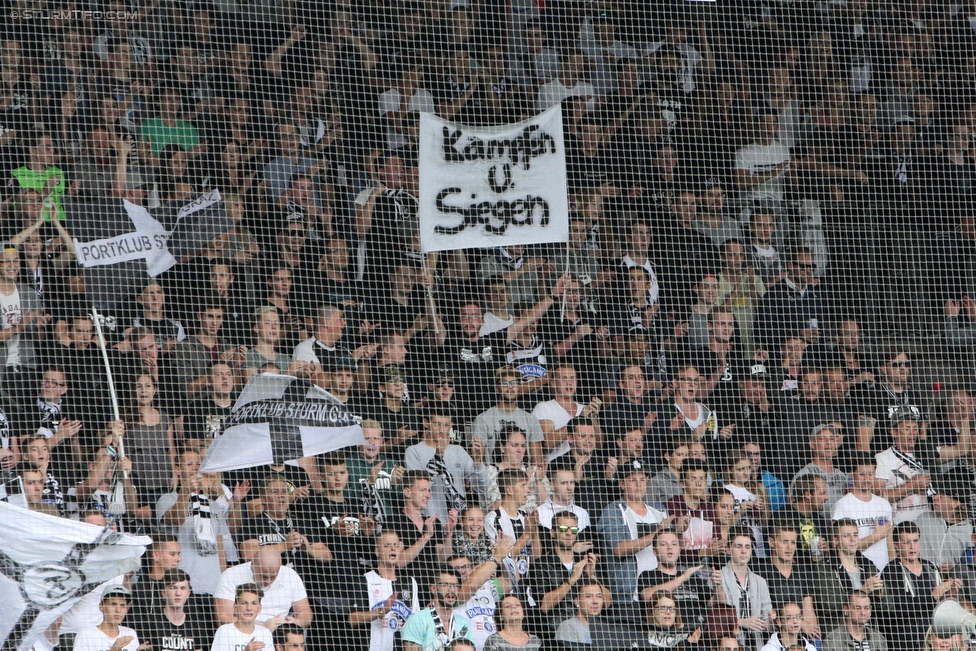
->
xmin=703 ymin=176 xmax=724 ymax=191
xmin=889 ymin=405 xmax=921 ymax=423
xmin=739 ymin=361 xmax=767 ymax=378
xmin=331 ymin=353 xmax=358 ymax=372
xmin=381 ymin=364 xmax=405 ymax=384
xmin=933 ymin=469 xmax=971 ymax=502
xmin=620 ymin=459 xmax=649 ymax=477
xmin=101 ymin=586 xmax=132 ymax=602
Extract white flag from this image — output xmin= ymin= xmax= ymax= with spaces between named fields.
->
xmin=418 ymin=105 xmax=569 ymax=252
xmin=73 ymin=199 xmax=177 ymax=277
xmin=0 ymin=503 xmax=151 ymax=651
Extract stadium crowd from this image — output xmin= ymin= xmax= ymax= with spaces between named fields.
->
xmin=4 ymin=1 xmax=976 ymax=651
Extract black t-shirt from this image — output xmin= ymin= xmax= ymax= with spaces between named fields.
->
xmin=369 ymin=291 xmax=424 ymax=335
xmin=781 ymin=505 xmax=831 ymax=563
xmin=752 ymin=558 xmax=816 ymax=608
xmin=523 ymin=551 xmax=576 ymax=632
xmin=131 ymin=315 xmax=186 ymax=348
xmin=62 ymin=348 xmax=113 ymax=426
xmin=440 ymin=331 xmax=508 ymax=421
xmin=133 ymin=607 xmax=211 ymax=651
xmin=538 ymin=314 xmax=604 ymax=400
xmin=300 ymin=493 xmax=368 ymax=551
xmin=182 ymin=398 xmax=232 ymax=445
xmin=298 ymin=493 xmax=373 ymax=593
xmin=385 ymin=510 xmax=445 ymax=587
xmin=636 ymin=567 xmax=712 ymax=626
xmin=14 ymin=398 xmax=79 ymax=483
xmin=361 ymin=400 xmax=422 ymax=463
xmin=130 ymin=577 xmax=164 ymax=620
xmin=567 ymin=147 xmax=619 ymax=194
xmin=687 ymin=346 xmax=743 ymax=415
xmin=601 ymin=395 xmax=657 ymax=440
xmin=235 ymin=512 xmax=297 ymax=548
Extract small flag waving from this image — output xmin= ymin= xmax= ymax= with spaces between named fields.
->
xmin=199 ymin=373 xmax=366 ymax=474
xmin=67 ymin=191 xmax=233 ymax=310
xmin=0 ymin=502 xmax=151 ymax=651
xmin=72 ymin=198 xmax=176 ymax=276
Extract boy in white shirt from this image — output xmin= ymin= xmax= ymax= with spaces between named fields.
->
xmin=211 ymin=584 xmax=274 ymax=651
xmin=73 ymin=587 xmax=146 ymax=651
xmin=831 ymin=452 xmax=894 ymax=571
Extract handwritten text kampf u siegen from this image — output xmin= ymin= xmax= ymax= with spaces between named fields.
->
xmin=442 ymin=124 xmax=556 ymax=169
xmin=434 ymin=122 xmax=558 ymax=236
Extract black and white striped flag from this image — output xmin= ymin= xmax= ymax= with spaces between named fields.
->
xmin=199 ymin=373 xmax=366 ymax=473
xmin=66 ymin=191 xmax=232 ymax=309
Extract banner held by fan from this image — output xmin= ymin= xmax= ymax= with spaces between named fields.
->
xmin=418 ymin=105 xmax=570 ymax=252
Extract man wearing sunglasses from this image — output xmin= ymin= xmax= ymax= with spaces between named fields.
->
xmin=755 ymin=247 xmax=824 ymax=351
xmin=875 ymin=406 xmax=935 ymax=523
xmin=855 ymin=347 xmax=925 ymax=453
xmin=524 ymin=511 xmax=602 ymax=639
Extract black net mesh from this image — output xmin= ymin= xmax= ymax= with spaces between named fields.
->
xmin=1 ymin=1 xmax=975 ymax=651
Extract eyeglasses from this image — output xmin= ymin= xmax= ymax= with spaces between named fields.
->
xmin=655 ymin=606 xmax=677 ymax=613
xmin=42 ymin=379 xmax=66 ymax=387
xmin=889 ymin=360 xmax=911 ymax=368
xmin=556 ymin=525 xmax=579 ymax=534
xmin=498 ymin=379 xmax=520 ymax=386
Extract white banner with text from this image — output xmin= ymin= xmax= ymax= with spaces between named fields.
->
xmin=419 ymin=105 xmax=569 ymax=252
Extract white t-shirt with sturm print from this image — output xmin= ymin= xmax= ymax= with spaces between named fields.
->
xmin=832 ymin=493 xmax=893 ymax=571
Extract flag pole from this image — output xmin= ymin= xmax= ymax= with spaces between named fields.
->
xmin=422 ymin=253 xmax=440 ymax=336
xmin=561 ymin=241 xmax=569 ymax=320
xmin=91 ymin=306 xmax=126 ymax=478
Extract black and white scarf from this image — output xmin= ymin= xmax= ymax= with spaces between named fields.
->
xmin=430 ymin=606 xmax=469 ymax=650
xmin=41 ymin=471 xmax=65 ymax=515
xmin=426 ymin=457 xmax=467 ymax=512
xmin=189 ymin=492 xmax=217 ymax=555
xmin=890 ymin=446 xmax=936 ymax=497
xmin=37 ymin=400 xmax=63 ymax=430
xmin=894 ymin=153 xmax=912 ymax=185
xmin=360 ymin=477 xmax=386 ymax=526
